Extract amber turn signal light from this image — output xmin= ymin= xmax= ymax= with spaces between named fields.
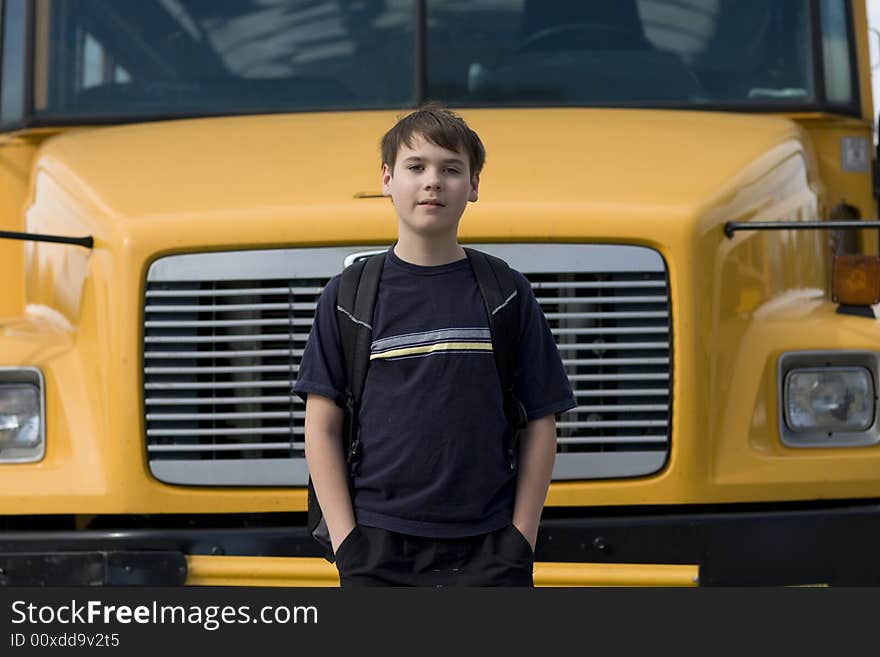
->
xmin=832 ymin=255 xmax=880 ymax=305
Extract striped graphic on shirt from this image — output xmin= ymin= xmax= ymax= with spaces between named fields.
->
xmin=370 ymin=328 xmax=492 ymax=361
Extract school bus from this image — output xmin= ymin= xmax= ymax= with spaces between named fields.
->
xmin=0 ymin=0 xmax=878 ymax=586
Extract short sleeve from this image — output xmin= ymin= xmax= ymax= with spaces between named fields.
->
xmin=292 ymin=276 xmax=348 ymax=408
xmin=513 ymin=271 xmax=577 ymax=421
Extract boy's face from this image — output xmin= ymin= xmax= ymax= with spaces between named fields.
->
xmin=382 ymin=134 xmax=479 ymax=240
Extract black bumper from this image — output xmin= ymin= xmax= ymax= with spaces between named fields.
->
xmin=0 ymin=526 xmax=321 ymax=586
xmin=539 ymin=502 xmax=880 ymax=586
xmin=0 ymin=551 xmax=187 ymax=586
xmin=2 ymin=502 xmax=880 ymax=585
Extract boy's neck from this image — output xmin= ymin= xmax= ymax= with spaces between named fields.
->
xmin=393 ymin=235 xmax=466 ymax=266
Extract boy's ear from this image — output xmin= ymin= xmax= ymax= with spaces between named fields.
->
xmin=381 ymin=163 xmax=393 ymax=196
xmin=469 ymin=172 xmax=480 ymax=202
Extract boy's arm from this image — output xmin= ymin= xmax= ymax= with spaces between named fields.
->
xmin=512 ymin=414 xmax=557 ymax=551
xmin=304 ymin=393 xmax=356 ymax=553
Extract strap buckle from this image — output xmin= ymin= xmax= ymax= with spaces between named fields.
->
xmin=345 ymin=394 xmax=361 ymax=464
xmin=348 ymin=438 xmax=361 ymax=463
xmin=506 ymin=395 xmax=528 ymax=471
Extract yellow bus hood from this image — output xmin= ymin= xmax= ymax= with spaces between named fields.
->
xmin=32 ymin=108 xmax=806 ymax=236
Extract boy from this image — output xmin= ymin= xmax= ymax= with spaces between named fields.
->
xmin=293 ymin=104 xmax=575 ymax=587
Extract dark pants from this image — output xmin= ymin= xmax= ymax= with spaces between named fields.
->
xmin=335 ymin=524 xmax=535 ymax=587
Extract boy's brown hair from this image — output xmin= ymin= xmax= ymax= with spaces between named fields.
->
xmin=381 ymin=102 xmax=486 ymax=177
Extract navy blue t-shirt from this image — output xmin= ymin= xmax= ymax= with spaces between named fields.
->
xmin=293 ymin=248 xmax=575 ymax=538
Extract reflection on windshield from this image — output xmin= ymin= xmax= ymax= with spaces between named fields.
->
xmin=39 ymin=0 xmax=415 ymax=117
xmin=429 ymin=0 xmax=813 ymax=105
xmin=38 ymin=0 xmax=815 ymax=120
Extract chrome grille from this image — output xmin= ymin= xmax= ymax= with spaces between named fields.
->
xmin=144 ymin=244 xmax=671 ymax=485
xmin=144 ymin=278 xmax=320 ymax=485
xmin=533 ymin=272 xmax=670 ymax=480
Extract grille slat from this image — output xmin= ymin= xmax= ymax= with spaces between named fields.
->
xmin=531 ymin=280 xmax=666 ymax=289
xmin=552 ymin=327 xmax=667 ymax=335
xmin=561 ymin=357 xmax=669 ymax=366
xmin=146 ymin=349 xmax=302 ymax=359
xmin=145 ymin=380 xmax=292 ymax=390
xmin=146 ymin=334 xmax=305 ymax=344
xmin=145 ymin=318 xmax=311 ymax=328
xmin=574 ymin=388 xmax=668 ymax=397
xmin=567 ymin=373 xmax=669 ymax=381
xmin=557 ymin=419 xmax=668 ymax=428
xmin=536 ymin=295 xmax=667 ymax=304
xmin=556 ymin=342 xmax=669 ymax=351
xmin=544 ymin=311 xmax=668 ymax=320
xmin=147 ymin=411 xmax=302 ymax=421
xmin=572 ymin=405 xmax=668 ymax=412
xmin=147 ymin=286 xmax=323 ymax=297
xmin=145 ymin=302 xmax=317 ymax=312
xmin=145 ymin=365 xmax=294 ymax=374
xmin=144 ymin=243 xmax=671 ymax=485
xmin=148 ymin=427 xmax=302 ymax=436
xmin=149 ymin=442 xmax=300 ymax=453
xmin=146 ymin=396 xmax=294 ymax=405
xmin=559 ymin=436 xmax=667 ymax=445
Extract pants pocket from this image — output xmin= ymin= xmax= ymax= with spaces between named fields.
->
xmin=497 ymin=524 xmax=534 ymax=562
xmin=509 ymin=525 xmax=535 ymax=559
xmin=334 ymin=526 xmax=361 ymax=567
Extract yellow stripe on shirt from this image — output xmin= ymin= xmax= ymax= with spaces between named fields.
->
xmin=370 ymin=341 xmax=493 ymax=361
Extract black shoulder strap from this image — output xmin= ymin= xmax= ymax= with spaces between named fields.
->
xmin=464 ymin=248 xmax=527 ymax=469
xmin=464 ymin=247 xmax=520 ymax=396
xmin=336 ymin=252 xmax=385 ymax=464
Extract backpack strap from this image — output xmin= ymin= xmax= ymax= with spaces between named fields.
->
xmin=335 ymin=252 xmax=385 ymax=468
xmin=310 ymin=251 xmax=384 ymax=561
xmin=464 ymin=247 xmax=528 ymax=470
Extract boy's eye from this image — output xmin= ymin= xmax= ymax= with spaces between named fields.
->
xmin=445 ymin=168 xmax=461 ymax=174
xmin=408 ymin=165 xmax=424 ymax=172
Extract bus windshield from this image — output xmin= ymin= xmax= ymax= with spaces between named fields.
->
xmin=37 ymin=0 xmax=818 ymax=121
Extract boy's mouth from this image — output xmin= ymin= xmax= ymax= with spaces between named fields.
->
xmin=418 ymin=200 xmax=445 ymax=207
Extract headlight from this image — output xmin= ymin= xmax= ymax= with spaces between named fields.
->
xmin=778 ymin=352 xmax=879 ymax=448
xmin=784 ymin=368 xmax=874 ymax=432
xmin=0 ymin=368 xmax=45 ymax=462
